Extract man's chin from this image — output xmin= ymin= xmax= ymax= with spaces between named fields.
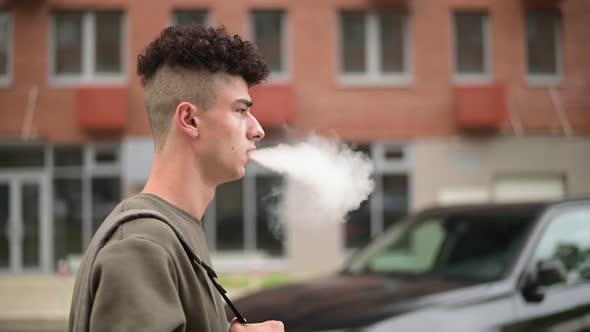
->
xmin=219 ymin=167 xmax=246 ymax=184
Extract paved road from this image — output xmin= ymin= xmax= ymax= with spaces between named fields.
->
xmin=0 ymin=275 xmax=72 ymax=332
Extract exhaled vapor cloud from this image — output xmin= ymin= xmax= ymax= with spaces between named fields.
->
xmin=251 ymin=136 xmax=375 ymax=236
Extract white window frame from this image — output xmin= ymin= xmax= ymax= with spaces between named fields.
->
xmin=338 ymin=11 xmax=413 ymax=87
xmin=371 ymin=142 xmax=413 ymax=236
xmin=0 ymin=10 xmax=12 ymax=87
xmin=452 ymin=12 xmax=492 ymax=84
xmin=170 ymin=9 xmax=211 ymax=27
xmin=341 ymin=142 xmax=412 ymax=253
xmin=249 ymin=10 xmax=290 ymax=83
xmin=525 ymin=12 xmax=563 ymax=86
xmin=48 ymin=11 xmax=128 ymax=87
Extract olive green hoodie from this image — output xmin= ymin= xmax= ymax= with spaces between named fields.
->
xmin=69 ymin=194 xmax=229 ymax=332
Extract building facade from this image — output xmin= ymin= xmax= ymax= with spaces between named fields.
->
xmin=0 ymin=0 xmax=589 ymax=274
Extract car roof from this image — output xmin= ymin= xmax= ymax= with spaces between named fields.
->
xmin=416 ymin=197 xmax=590 ymax=219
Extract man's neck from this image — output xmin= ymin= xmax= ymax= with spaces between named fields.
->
xmin=141 ymin=149 xmax=215 ymax=221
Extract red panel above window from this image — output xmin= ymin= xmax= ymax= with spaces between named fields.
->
xmin=249 ymin=84 xmax=296 ymax=128
xmin=74 ymin=87 xmax=128 ymax=131
xmin=454 ymin=84 xmax=507 ymax=130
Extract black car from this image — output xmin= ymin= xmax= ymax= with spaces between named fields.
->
xmin=229 ymin=198 xmax=590 ymax=332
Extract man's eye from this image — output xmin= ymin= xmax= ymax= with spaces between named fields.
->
xmin=238 ymin=109 xmax=247 ymax=114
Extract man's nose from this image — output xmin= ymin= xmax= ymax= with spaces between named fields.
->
xmin=248 ymin=114 xmax=265 ymax=142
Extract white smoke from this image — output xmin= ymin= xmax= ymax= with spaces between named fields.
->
xmin=251 ymin=136 xmax=374 ymax=234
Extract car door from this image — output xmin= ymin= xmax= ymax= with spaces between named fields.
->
xmin=510 ymin=204 xmax=590 ymax=332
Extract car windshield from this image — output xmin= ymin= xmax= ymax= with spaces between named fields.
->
xmin=344 ymin=207 xmax=540 ymax=282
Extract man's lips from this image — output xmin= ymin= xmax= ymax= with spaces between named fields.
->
xmin=246 ymin=148 xmax=256 ymax=161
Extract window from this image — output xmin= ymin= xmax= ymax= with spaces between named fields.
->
xmin=534 ymin=208 xmax=590 ymax=285
xmin=21 ymin=183 xmax=41 ymax=268
xmin=172 ymin=9 xmax=208 ymax=27
xmin=344 ymin=144 xmax=410 ymax=249
xmin=54 ymin=146 xmax=83 ymax=167
xmin=367 ymin=220 xmax=445 ymax=274
xmin=349 ymin=210 xmax=535 ymax=281
xmin=346 ymin=198 xmax=372 ymax=248
xmin=53 ymin=178 xmax=83 ymax=268
xmin=53 ymin=12 xmax=82 ymax=75
xmin=94 ymin=145 xmax=120 ymax=164
xmin=382 ymin=175 xmax=408 ymax=230
xmin=50 ymin=11 xmax=125 ymax=84
xmin=251 ymin=10 xmax=287 ymax=80
xmin=525 ymin=11 xmax=562 ymax=83
xmin=0 ymin=10 xmax=11 ymax=85
xmin=256 ymin=175 xmax=285 ymax=256
xmin=216 ymin=179 xmax=244 ymax=251
xmin=453 ymin=12 xmax=491 ymax=82
xmin=345 ymin=144 xmax=373 ymax=248
xmin=95 ymin=12 xmax=123 ymax=73
xmin=52 ymin=144 xmax=121 ymax=270
xmin=203 ymin=169 xmax=287 ymax=258
xmin=0 ymin=145 xmax=45 ymax=168
xmin=339 ymin=11 xmax=410 ymax=85
xmin=0 ymin=184 xmax=8 ymax=268
xmin=91 ymin=177 xmax=121 ymax=233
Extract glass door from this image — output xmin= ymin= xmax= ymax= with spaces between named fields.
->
xmin=0 ymin=179 xmax=9 ymax=270
xmin=0 ymin=174 xmax=47 ymax=273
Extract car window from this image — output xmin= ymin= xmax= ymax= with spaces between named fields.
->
xmin=368 ymin=219 xmax=444 ymax=273
xmin=534 ymin=208 xmax=590 ymax=286
xmin=347 ymin=210 xmax=535 ymax=282
xmin=431 ymin=216 xmax=532 ymax=281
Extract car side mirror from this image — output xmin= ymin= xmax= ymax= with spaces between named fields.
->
xmin=537 ymin=260 xmax=567 ymax=287
xmin=522 ymin=260 xmax=567 ymax=303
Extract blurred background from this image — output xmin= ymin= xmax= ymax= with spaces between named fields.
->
xmin=0 ymin=0 xmax=588 ymax=330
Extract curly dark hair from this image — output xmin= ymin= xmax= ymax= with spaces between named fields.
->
xmin=137 ymin=25 xmax=270 ymax=86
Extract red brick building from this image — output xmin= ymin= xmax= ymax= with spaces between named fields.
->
xmin=0 ymin=0 xmax=588 ymax=274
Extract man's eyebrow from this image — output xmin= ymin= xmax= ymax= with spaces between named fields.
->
xmin=233 ymin=99 xmax=253 ymax=108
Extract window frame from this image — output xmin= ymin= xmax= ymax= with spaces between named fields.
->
xmin=0 ymin=10 xmax=12 ymax=87
xmin=51 ymin=144 xmax=122 ymax=251
xmin=249 ymin=9 xmax=290 ymax=83
xmin=48 ymin=11 xmax=128 ymax=87
xmin=452 ymin=11 xmax=493 ymax=84
xmin=337 ymin=10 xmax=413 ymax=87
xmin=524 ymin=11 xmax=563 ymax=86
xmin=344 ymin=143 xmax=412 ymax=250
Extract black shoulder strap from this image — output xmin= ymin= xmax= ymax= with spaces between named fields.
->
xmin=131 ymin=210 xmax=248 ymax=324
xmin=71 ymin=209 xmax=246 ymax=332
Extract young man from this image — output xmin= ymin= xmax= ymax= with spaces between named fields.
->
xmin=69 ymin=25 xmax=284 ymax=332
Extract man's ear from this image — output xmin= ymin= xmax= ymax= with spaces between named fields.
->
xmin=175 ymin=102 xmax=199 ymax=138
